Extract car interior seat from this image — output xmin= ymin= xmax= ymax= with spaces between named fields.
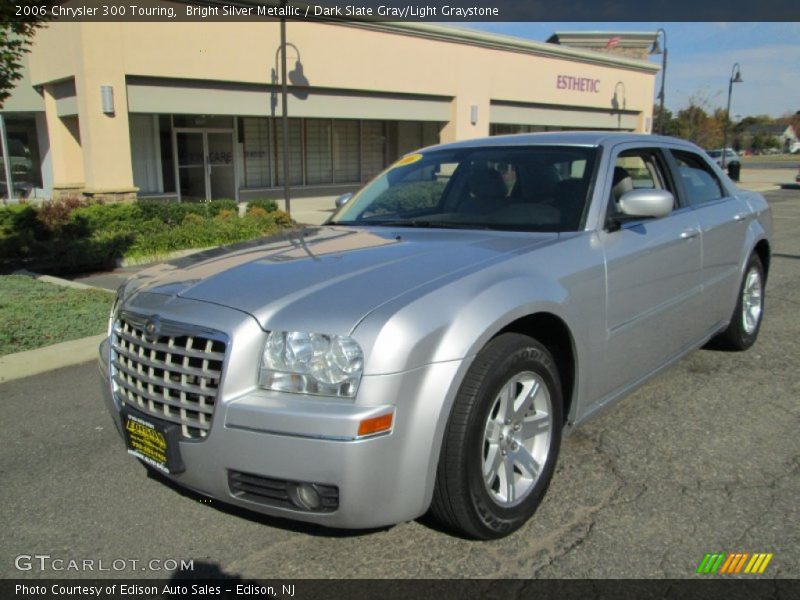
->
xmin=611 ymin=166 xmax=634 ymax=209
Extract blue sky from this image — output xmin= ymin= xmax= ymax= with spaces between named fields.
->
xmin=461 ymin=22 xmax=800 ymax=119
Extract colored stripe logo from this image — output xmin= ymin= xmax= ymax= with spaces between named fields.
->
xmin=696 ymin=552 xmax=773 ymax=574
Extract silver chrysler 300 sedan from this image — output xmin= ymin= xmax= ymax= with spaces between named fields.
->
xmin=99 ymin=133 xmax=771 ymax=539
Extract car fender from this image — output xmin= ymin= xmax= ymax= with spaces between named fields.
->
xmin=736 ymin=191 xmax=772 ymax=280
xmin=353 ymin=270 xmax=582 ymax=512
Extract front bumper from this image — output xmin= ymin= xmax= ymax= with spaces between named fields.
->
xmin=98 ymin=301 xmax=462 ymax=529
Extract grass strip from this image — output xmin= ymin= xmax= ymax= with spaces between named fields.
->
xmin=0 ymin=274 xmax=113 ymax=356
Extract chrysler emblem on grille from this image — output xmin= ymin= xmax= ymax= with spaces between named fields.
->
xmin=144 ymin=316 xmax=161 ymax=341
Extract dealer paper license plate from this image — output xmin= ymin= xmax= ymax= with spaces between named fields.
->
xmin=121 ymin=408 xmax=185 ymax=475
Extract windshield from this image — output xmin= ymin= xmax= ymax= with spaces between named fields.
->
xmin=330 ymin=146 xmax=599 ymax=232
xmin=708 ymin=150 xmax=721 ymax=158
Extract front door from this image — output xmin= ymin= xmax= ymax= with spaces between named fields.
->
xmin=597 ymin=146 xmax=705 ymax=400
xmin=175 ymin=129 xmax=236 ymax=202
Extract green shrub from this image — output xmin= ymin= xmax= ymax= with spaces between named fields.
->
xmin=247 ymin=206 xmax=268 ymax=218
xmin=207 ymin=199 xmax=238 ymax=215
xmin=0 ymin=204 xmax=39 ymax=237
xmin=181 ymin=212 xmax=205 ymax=226
xmin=137 ymin=199 xmax=239 ymax=224
xmin=1 ymin=197 xmax=291 ymax=273
xmin=246 ymin=199 xmax=279 ymax=213
xmin=71 ymin=202 xmax=142 ymax=234
xmin=37 ymin=196 xmax=90 ymax=233
xmin=1 ymin=205 xmax=44 ymax=267
xmin=214 ymin=209 xmax=237 ymax=221
xmin=271 ymin=209 xmax=293 ymax=228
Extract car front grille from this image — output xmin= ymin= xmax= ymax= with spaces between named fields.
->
xmin=110 ymin=313 xmax=228 ymax=439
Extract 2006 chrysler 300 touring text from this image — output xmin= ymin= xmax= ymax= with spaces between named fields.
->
xmin=99 ymin=133 xmax=771 ymax=539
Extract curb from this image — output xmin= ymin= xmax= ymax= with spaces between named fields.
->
xmin=117 ymin=246 xmax=214 ymax=268
xmin=13 ymin=269 xmax=114 ymax=292
xmin=0 ymin=334 xmax=106 ymax=385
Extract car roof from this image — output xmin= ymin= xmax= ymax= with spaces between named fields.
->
xmin=421 ymin=131 xmax=695 ymax=153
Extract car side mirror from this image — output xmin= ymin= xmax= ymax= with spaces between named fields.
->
xmin=607 ymin=189 xmax=674 ymax=232
xmin=335 ymin=193 xmax=353 ymax=209
xmin=618 ymin=189 xmax=674 ymax=219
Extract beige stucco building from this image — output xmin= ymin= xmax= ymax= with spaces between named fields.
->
xmin=1 ymin=20 xmax=659 ymax=203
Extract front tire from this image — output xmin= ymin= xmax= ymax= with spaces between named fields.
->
xmin=430 ymin=333 xmax=563 ymax=539
xmin=714 ymin=253 xmax=765 ymax=350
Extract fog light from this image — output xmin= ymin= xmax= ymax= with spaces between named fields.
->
xmin=289 ymin=483 xmax=322 ymax=511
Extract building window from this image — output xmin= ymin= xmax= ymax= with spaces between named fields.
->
xmin=333 ymin=120 xmax=359 ymax=183
xmin=242 ymin=117 xmax=271 ymax=188
xmin=0 ymin=115 xmax=43 ymax=198
xmin=361 ymin=120 xmax=386 ymax=183
xmin=165 ymin=116 xmax=439 ymax=192
xmin=274 ymin=118 xmax=303 ymax=186
xmin=129 ymin=115 xmax=164 ymax=194
xmin=304 ymin=119 xmax=332 ymax=185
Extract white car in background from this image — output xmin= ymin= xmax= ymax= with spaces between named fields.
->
xmin=707 ymin=148 xmax=741 ymax=168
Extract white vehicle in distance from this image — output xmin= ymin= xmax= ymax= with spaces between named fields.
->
xmin=706 ymin=148 xmax=741 ymax=168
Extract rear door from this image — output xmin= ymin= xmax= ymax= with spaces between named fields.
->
xmin=666 ymin=149 xmax=751 ymax=329
xmin=596 ymin=144 xmax=704 ymax=400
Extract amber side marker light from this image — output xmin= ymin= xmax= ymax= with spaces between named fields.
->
xmin=358 ymin=413 xmax=393 ymax=437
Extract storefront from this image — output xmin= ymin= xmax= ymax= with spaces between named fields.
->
xmin=2 ymin=21 xmax=659 ymax=202
xmin=128 ymin=114 xmax=441 ymax=201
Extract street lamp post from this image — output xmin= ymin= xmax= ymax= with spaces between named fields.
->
xmin=649 ymin=28 xmax=668 ymax=135
xmin=722 ymin=63 xmax=743 ymax=169
xmin=279 ymin=11 xmax=290 ymax=217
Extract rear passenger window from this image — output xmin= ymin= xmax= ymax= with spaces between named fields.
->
xmin=671 ymin=150 xmax=726 ymax=207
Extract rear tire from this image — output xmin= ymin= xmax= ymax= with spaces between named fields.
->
xmin=714 ymin=253 xmax=765 ymax=350
xmin=430 ymin=333 xmax=563 ymax=539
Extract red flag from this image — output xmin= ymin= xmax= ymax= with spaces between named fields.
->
xmin=605 ymin=36 xmax=621 ymax=49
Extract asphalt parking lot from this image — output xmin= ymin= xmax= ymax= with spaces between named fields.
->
xmin=1 ymin=189 xmax=798 ymax=580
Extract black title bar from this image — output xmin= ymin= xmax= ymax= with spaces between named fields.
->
xmin=8 ymin=0 xmax=800 ymax=22
xmin=3 ymin=579 xmax=800 ymax=600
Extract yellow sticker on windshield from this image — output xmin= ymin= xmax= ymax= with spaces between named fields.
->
xmin=391 ymin=153 xmax=423 ymax=168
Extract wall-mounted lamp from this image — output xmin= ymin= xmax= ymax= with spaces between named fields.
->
xmin=470 ymin=105 xmax=478 ymax=126
xmin=100 ymin=85 xmax=114 ymax=115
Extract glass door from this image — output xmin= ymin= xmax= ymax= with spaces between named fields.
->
xmin=207 ymin=132 xmax=235 ymax=200
xmin=174 ymin=129 xmax=237 ymax=202
xmin=176 ymin=131 xmax=207 ymax=202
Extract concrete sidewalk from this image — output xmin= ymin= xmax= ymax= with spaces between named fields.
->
xmin=737 ymin=167 xmax=796 ymax=192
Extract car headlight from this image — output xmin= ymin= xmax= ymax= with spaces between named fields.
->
xmin=259 ymin=331 xmax=364 ymax=398
xmin=107 ymin=290 xmax=122 ymax=337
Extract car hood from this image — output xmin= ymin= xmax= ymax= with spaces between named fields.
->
xmin=123 ymin=226 xmax=558 ymax=334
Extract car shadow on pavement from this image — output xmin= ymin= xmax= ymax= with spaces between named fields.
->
xmin=144 ymin=466 xmax=392 ymax=539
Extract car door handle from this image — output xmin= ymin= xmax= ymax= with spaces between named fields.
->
xmin=733 ymin=213 xmax=749 ymax=222
xmin=680 ymin=228 xmax=700 ymax=240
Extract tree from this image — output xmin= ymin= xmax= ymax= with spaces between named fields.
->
xmin=652 ymin=104 xmax=676 ymax=136
xmin=0 ymin=1 xmax=49 ymax=108
xmin=671 ymin=96 xmax=724 ymax=149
